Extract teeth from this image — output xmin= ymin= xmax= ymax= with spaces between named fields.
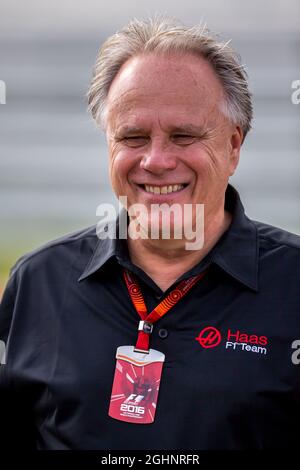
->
xmin=144 ymin=184 xmax=185 ymax=194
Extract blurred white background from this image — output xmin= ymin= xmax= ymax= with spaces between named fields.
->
xmin=0 ymin=0 xmax=299 ymax=283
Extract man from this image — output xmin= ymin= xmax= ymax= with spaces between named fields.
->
xmin=0 ymin=17 xmax=300 ymax=450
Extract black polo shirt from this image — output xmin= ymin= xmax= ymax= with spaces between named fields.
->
xmin=1 ymin=184 xmax=300 ymax=450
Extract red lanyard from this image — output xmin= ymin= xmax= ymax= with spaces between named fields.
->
xmin=123 ymin=269 xmax=206 ymax=353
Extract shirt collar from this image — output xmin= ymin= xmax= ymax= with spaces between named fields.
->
xmin=78 ymin=184 xmax=259 ymax=291
xmin=211 ymin=184 xmax=259 ymax=291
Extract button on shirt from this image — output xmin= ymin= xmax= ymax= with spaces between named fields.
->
xmin=158 ymin=328 xmax=168 ymax=339
xmin=1 ymin=184 xmax=300 ymax=450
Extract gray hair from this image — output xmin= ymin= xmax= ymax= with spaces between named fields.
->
xmin=87 ymin=16 xmax=252 ymax=140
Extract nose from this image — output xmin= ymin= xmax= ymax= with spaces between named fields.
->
xmin=140 ymin=138 xmax=177 ymax=175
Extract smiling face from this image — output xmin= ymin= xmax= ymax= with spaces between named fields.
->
xmin=105 ymin=53 xmax=242 ymax=237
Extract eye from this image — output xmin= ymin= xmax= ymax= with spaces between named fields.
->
xmin=172 ymin=134 xmax=197 ymax=145
xmin=122 ymin=136 xmax=149 ymax=148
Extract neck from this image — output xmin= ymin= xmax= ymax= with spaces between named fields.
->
xmin=127 ymin=204 xmax=232 ymax=291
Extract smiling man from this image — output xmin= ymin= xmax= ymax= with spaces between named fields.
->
xmin=1 ymin=17 xmax=300 ymax=451
xmin=104 ymin=51 xmax=242 ymax=291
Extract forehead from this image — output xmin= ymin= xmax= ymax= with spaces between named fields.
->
xmin=106 ymin=53 xmax=224 ymax=128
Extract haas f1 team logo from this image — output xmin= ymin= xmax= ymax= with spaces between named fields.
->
xmin=195 ymin=326 xmax=221 ymax=348
xmin=196 ymin=327 xmax=268 ymax=355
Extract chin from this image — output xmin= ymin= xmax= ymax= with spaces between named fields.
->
xmin=147 ymin=218 xmax=185 ymax=241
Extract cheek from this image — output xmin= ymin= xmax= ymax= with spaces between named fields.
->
xmin=192 ymin=143 xmax=231 ymax=180
xmin=109 ymin=149 xmax=135 ymax=191
xmin=185 ymin=146 xmax=217 ymax=180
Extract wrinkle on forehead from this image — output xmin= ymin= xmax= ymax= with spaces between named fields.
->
xmin=108 ymin=53 xmax=223 ymax=95
xmin=106 ymin=53 xmax=225 ymax=132
xmin=107 ymin=99 xmax=222 ymax=136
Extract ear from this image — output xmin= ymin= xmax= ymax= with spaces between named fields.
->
xmin=229 ymin=126 xmax=243 ymax=176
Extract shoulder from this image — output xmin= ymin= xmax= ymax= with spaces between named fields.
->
xmin=253 ymin=219 xmax=300 ymax=252
xmin=10 ymin=225 xmax=99 ymax=279
xmin=251 ymin=219 xmax=300 ymax=271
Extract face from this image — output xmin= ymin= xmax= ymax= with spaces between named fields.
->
xmin=105 ymin=53 xmax=242 ymax=237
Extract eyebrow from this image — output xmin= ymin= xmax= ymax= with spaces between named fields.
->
xmin=115 ymin=124 xmax=205 ymax=135
xmin=116 ymin=127 xmax=147 ymax=135
xmin=170 ymin=125 xmax=204 ymax=134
